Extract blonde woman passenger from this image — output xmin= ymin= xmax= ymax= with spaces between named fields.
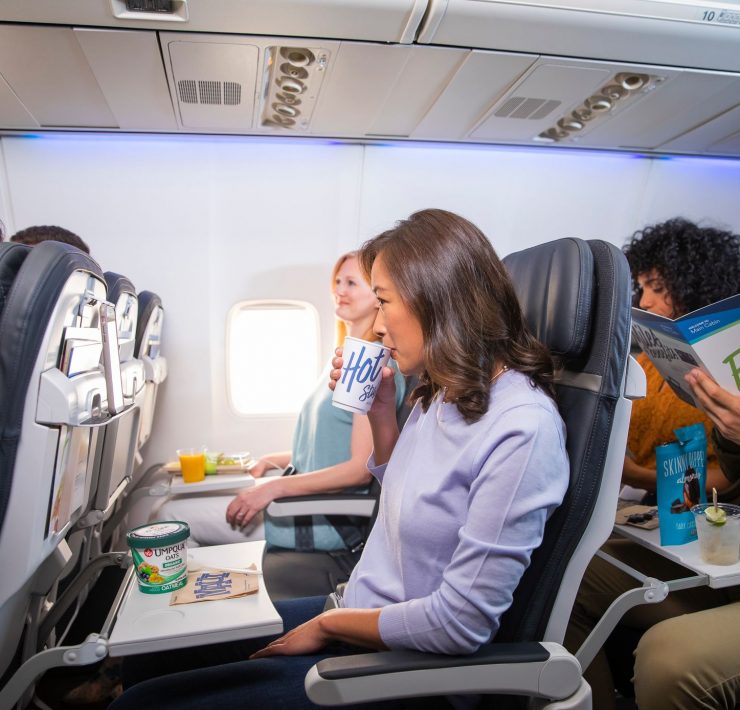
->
xmin=156 ymin=252 xmax=407 ymax=549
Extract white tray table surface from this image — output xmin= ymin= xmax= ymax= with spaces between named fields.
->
xmin=614 ymin=524 xmax=740 ymax=589
xmin=168 ymin=472 xmax=255 ymax=494
xmin=109 ymin=541 xmax=282 ymax=656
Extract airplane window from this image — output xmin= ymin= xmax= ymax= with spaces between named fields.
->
xmin=227 ymin=300 xmax=320 ymax=416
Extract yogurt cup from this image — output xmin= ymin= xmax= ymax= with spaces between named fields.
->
xmin=127 ymin=521 xmax=190 ymax=594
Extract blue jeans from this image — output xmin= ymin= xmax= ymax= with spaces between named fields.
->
xmin=111 ymin=596 xmax=452 ymax=710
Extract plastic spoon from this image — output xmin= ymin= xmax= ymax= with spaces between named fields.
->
xmin=187 ymin=556 xmax=262 ymax=575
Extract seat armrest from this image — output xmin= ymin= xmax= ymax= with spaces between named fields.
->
xmin=267 ymin=494 xmax=377 ymax=518
xmin=304 ymin=642 xmax=581 ymax=706
xmin=624 ymin=354 xmax=647 ymax=400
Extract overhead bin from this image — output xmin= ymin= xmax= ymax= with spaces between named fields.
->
xmin=0 ymin=0 xmax=429 ymax=44
xmin=0 ymin=25 xmax=176 ymax=130
xmin=1 ymin=7 xmax=740 ymax=158
xmin=0 ymin=26 xmax=117 ymax=129
xmin=418 ymin=0 xmax=740 ymax=73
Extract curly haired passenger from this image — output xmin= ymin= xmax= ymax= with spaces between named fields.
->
xmin=565 ymin=218 xmax=740 ymax=710
xmin=621 ymin=217 xmax=739 ymax=496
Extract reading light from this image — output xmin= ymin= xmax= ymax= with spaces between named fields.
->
xmin=572 ymin=108 xmax=594 ymax=122
xmin=280 ymin=64 xmax=308 ymax=80
xmin=276 ymin=93 xmax=301 ymax=106
xmin=273 ymin=103 xmax=299 ymax=117
xmin=601 ymin=84 xmax=627 ymax=101
xmin=276 ymin=77 xmax=305 ymax=94
xmin=616 ymin=73 xmax=649 ymax=91
xmin=586 ymin=96 xmax=612 ymax=112
xmin=280 ymin=47 xmax=315 ymax=67
xmin=558 ymin=118 xmax=584 ymax=131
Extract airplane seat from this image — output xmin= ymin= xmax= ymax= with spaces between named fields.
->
xmin=132 ymin=290 xmax=167 ymax=458
xmin=59 ymin=271 xmax=147 ymax=592
xmin=304 ymin=238 xmax=641 ymax=708
xmin=0 ymin=241 xmax=112 ymax=702
xmin=82 ymin=272 xmax=145 ymax=527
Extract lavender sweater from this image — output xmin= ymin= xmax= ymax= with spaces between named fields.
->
xmin=342 ymin=370 xmax=569 ymax=654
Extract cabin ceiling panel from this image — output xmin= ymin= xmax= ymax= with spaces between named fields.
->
xmin=365 ymin=45 xmax=467 ymax=138
xmin=705 ymin=130 xmax=740 ymax=157
xmin=469 ymin=60 xmax=612 ymax=142
xmin=74 ymin=29 xmax=177 ymax=131
xmin=0 ymin=0 xmax=428 ymax=43
xmin=166 ymin=39 xmax=260 ymax=130
xmin=411 ymin=50 xmax=538 ymax=141
xmin=419 ymin=0 xmax=740 ymax=73
xmin=578 ymin=70 xmax=740 ymax=151
xmin=309 ymin=43 xmax=416 ymax=136
xmin=0 ymin=25 xmax=117 ymax=128
xmin=658 ymin=103 xmax=740 ymax=157
xmin=0 ymin=74 xmax=38 ymax=129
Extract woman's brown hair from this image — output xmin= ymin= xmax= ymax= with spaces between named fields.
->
xmin=359 ymin=209 xmax=555 ymax=423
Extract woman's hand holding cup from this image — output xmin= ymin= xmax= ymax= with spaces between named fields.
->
xmin=330 ymin=346 xmax=396 ymax=419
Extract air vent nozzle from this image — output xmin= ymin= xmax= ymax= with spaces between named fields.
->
xmin=261 ymin=46 xmax=330 ymax=131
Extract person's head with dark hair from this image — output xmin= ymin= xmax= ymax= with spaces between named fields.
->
xmin=359 ymin=208 xmax=554 ymax=424
xmin=624 ymin=218 xmax=740 ymax=318
xmin=10 ymin=225 xmax=90 ymax=254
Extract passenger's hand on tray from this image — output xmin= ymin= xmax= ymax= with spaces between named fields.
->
xmin=248 ymin=459 xmax=271 ymax=478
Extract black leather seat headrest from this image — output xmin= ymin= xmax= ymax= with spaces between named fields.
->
xmin=135 ymin=290 xmax=163 ymax=359
xmin=104 ymin=271 xmax=137 ymax=305
xmin=503 ymin=238 xmax=594 ymax=359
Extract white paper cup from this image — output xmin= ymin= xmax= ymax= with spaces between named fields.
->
xmin=332 ymin=336 xmax=390 ymax=414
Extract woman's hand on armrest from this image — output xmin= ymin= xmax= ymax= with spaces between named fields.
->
xmin=249 ymin=608 xmax=385 ymax=659
xmin=225 ymin=479 xmax=287 ymax=527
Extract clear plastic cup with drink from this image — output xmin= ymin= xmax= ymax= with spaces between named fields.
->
xmin=691 ymin=503 xmax=740 ymax=565
xmin=332 ymin=336 xmax=390 ymax=414
xmin=177 ymin=448 xmax=206 ymax=483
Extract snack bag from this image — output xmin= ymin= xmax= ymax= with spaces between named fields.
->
xmin=656 ymin=423 xmax=707 ymax=545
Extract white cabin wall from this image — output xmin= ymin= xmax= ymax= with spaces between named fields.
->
xmin=1 ymin=133 xmax=740 ymax=473
xmin=359 ymin=144 xmax=740 ymax=248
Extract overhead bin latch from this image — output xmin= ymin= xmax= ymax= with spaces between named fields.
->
xmin=111 ymin=0 xmax=189 ymax=22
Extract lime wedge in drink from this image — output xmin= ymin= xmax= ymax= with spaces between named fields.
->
xmin=705 ymin=506 xmax=727 ymax=526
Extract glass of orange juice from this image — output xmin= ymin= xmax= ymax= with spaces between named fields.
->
xmin=177 ymin=448 xmax=205 ymax=483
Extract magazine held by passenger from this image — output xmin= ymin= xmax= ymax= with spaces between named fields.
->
xmin=630 ymin=293 xmax=740 ymax=407
xmin=656 ymin=423 xmax=708 ymax=546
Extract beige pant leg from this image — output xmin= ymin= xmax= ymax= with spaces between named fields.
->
xmin=564 ymin=539 xmax=733 ymax=710
xmin=634 ymin=601 xmax=740 ymax=710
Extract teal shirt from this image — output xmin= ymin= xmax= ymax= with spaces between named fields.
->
xmin=265 ymin=359 xmax=407 ymax=550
